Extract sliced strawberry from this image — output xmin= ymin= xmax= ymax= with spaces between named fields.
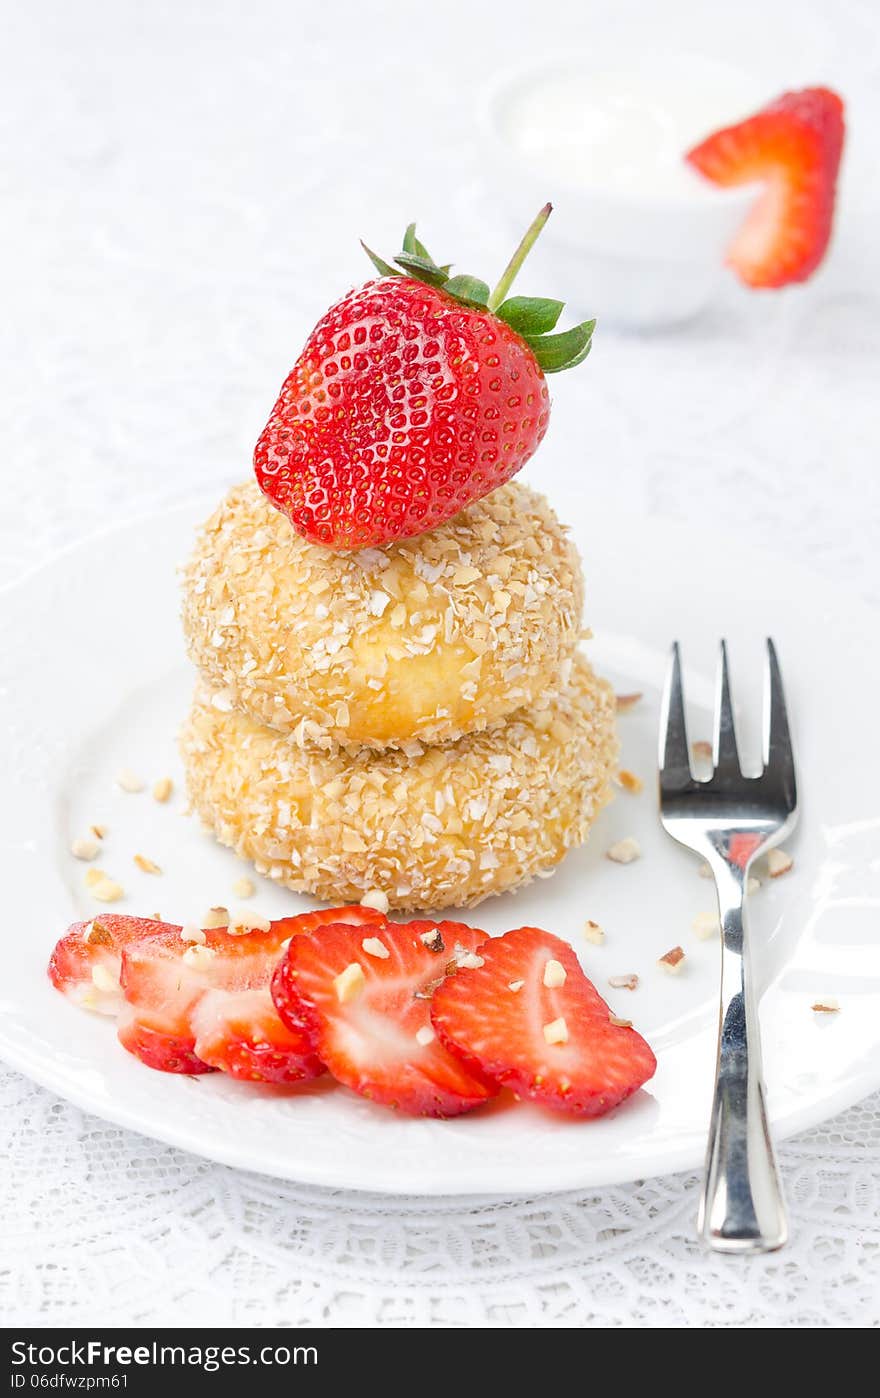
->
xmin=118 ymin=905 xmax=384 ymax=1080
xmin=119 ymin=1020 xmax=210 ymax=1076
xmin=189 ymin=988 xmax=316 ymax=1083
xmin=273 ymin=920 xmax=498 ymax=1116
xmin=686 ymin=87 xmax=845 ymax=288
xmin=431 ymin=927 xmax=656 ymax=1117
xmin=48 ymin=915 xmax=177 ymax=1015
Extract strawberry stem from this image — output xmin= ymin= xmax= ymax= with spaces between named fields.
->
xmin=486 ymin=203 xmax=553 ymax=313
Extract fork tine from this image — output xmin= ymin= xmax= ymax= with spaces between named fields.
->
xmin=764 ymin=638 xmax=796 ymax=799
xmin=659 ymin=641 xmax=693 ymax=787
xmin=713 ymin=640 xmax=742 ymax=775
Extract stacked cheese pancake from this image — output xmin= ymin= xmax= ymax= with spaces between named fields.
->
xmin=180 ymin=479 xmax=617 ymax=911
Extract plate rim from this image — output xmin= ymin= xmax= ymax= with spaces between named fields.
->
xmin=1 ymin=1010 xmax=878 ymax=1195
xmin=2 ymin=494 xmax=879 ymax=1196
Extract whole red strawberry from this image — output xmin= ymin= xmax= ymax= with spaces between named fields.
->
xmin=254 ymin=208 xmax=594 ymax=548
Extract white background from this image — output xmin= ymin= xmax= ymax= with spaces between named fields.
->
xmin=1 ymin=0 xmax=878 ymax=1326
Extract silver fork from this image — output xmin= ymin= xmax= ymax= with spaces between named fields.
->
xmin=658 ymin=638 xmax=798 ymax=1253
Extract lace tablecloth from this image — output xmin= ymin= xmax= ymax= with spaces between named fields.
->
xmin=1 ymin=0 xmax=878 ymax=1327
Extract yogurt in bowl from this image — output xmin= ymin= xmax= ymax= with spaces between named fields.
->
xmin=483 ymin=55 xmax=765 ymax=328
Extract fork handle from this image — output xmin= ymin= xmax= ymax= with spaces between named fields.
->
xmin=698 ymin=864 xmax=788 ymax=1253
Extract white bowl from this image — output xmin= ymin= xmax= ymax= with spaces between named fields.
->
xmin=481 ymin=55 xmax=762 ymax=329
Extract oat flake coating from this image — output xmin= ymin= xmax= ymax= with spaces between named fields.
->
xmin=181 ymin=479 xmax=583 ymax=751
xmin=180 ymin=654 xmax=618 ymax=913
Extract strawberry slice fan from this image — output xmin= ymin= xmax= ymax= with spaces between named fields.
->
xmin=254 ymin=205 xmax=596 ymax=549
xmin=687 ymin=86 xmax=845 ymax=289
xmin=48 ymin=913 xmax=658 ymax=1119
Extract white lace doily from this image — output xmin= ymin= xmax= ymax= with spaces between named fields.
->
xmin=2 ymin=0 xmax=878 ymax=1327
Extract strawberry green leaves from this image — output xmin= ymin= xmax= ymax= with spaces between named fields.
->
xmin=524 ymin=319 xmax=596 ymax=374
xmin=495 ymin=296 xmax=563 ymax=335
xmin=360 ymin=211 xmax=596 ymax=375
xmin=402 ymin=223 xmax=434 ymax=262
xmin=360 ymin=242 xmax=400 ymax=278
xmin=443 ymin=275 xmax=490 ymax=308
xmin=393 ymin=251 xmax=451 ymax=285
xmin=502 ymin=300 xmax=596 ymax=373
xmin=498 ymin=295 xmax=595 ymax=373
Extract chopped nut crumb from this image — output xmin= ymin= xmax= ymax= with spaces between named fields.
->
xmin=182 ymin=943 xmax=217 ymax=969
xmin=609 ymin=1015 xmax=632 ymax=1029
xmin=84 ymin=868 xmax=124 ymax=902
xmin=415 ymin=1025 xmax=435 ymax=1047
xmin=180 ymin=924 xmax=206 ymax=944
xmin=583 ymin=919 xmax=605 ymax=946
xmin=419 ymin=927 xmax=446 ymax=953
xmin=360 ymin=889 xmax=390 ymax=914
xmin=361 ymin=936 xmax=389 ymax=960
xmin=334 ymin=962 xmax=365 ymax=1004
xmin=414 ymin=976 xmax=445 ymax=1000
xmin=452 ymin=565 xmax=482 ymax=586
xmin=542 ymin=958 xmax=567 ymax=988
xmin=90 ymin=824 xmax=108 ymax=840
xmin=767 ymin=848 xmax=794 ymax=878
xmin=368 ymin=589 xmax=391 ymax=618
xmin=115 ymin=768 xmax=145 ymax=793
xmin=91 ymin=965 xmax=117 ymax=994
xmin=616 ymin=769 xmax=644 ymax=794
xmin=615 ymin=692 xmax=642 ymax=712
xmin=202 ymin=906 xmax=229 ymax=929
xmin=658 ymin=946 xmax=685 ymax=974
xmin=543 ymin=1016 xmax=568 ymax=1045
xmin=90 ymin=878 xmax=124 ymax=903
xmin=508 ymin=979 xmax=525 ymax=992
xmin=229 ymin=910 xmax=271 ymax=934
xmin=71 ymin=837 xmax=101 ymax=861
xmin=456 ymin=952 xmax=485 ymax=970
xmin=692 ymin=910 xmax=720 ymax=940
xmin=607 ymin=837 xmax=641 ymax=865
xmin=608 ymin=974 xmax=639 ymax=991
xmin=811 ymin=997 xmax=840 ymax=1014
xmin=232 ymin=876 xmax=255 ymax=898
xmin=152 ymin=777 xmax=174 ymax=803
xmin=133 ymin=854 xmax=161 ymax=875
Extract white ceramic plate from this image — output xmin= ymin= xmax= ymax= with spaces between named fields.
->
xmin=1 ymin=489 xmax=878 ymax=1195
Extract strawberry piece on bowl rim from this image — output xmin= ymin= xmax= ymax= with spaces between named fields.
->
xmin=430 ymin=926 xmax=657 ymax=1118
xmin=686 ymin=86 xmax=845 ymax=289
xmin=272 ymin=919 xmax=498 ymax=1117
